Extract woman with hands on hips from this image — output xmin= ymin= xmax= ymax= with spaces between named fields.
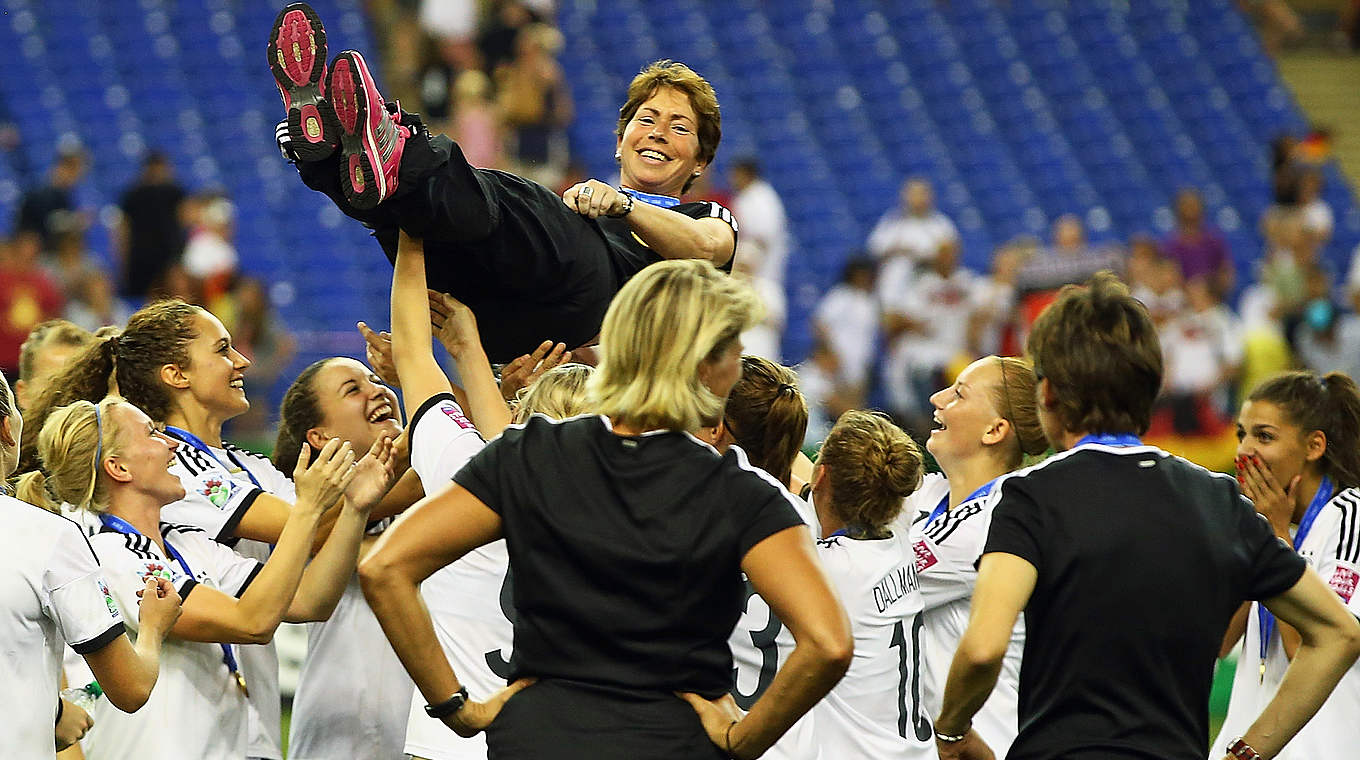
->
xmin=16 ymin=393 xmax=391 ymax=759
xmin=1214 ymin=371 xmax=1360 ymax=760
xmin=360 ymin=256 xmax=852 ymax=760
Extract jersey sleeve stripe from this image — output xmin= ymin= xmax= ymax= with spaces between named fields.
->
xmin=70 ymin=621 xmax=126 ymax=655
xmin=234 ymin=562 xmax=265 ymax=598
xmin=925 ymin=503 xmax=984 ymax=544
xmin=1333 ymin=492 xmax=1360 ymax=564
xmin=216 ymin=488 xmax=263 ymax=543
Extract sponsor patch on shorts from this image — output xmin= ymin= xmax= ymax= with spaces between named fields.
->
xmin=913 ymin=540 xmax=938 ymax=573
xmin=1329 ymin=565 xmax=1359 ymax=603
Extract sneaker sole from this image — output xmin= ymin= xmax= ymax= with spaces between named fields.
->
xmin=267 ymin=3 xmax=338 ymax=162
xmin=328 ymin=52 xmax=385 ymax=209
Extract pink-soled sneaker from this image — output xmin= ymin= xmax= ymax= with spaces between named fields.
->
xmin=326 ymin=50 xmax=408 ymax=209
xmin=267 ymin=3 xmax=338 ymax=161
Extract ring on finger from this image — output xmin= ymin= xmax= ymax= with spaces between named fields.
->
xmin=580 ymin=186 xmax=594 ymax=197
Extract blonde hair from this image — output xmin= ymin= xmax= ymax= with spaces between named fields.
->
xmin=817 ymin=410 xmax=922 ymax=537
xmin=588 ymin=260 xmax=760 ymax=432
xmin=513 ymin=363 xmax=595 ymax=423
xmin=616 ymin=60 xmax=721 ymax=191
xmin=15 ymin=397 xmax=125 ymax=515
xmin=986 ymin=356 xmax=1049 ymax=466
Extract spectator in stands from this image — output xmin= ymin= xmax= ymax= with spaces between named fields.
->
xmin=181 ymin=194 xmax=239 ymax=305
xmin=797 ymin=340 xmax=858 ymax=447
xmin=1159 ymin=276 xmax=1245 ymax=434
xmin=730 ymin=158 xmax=789 ymax=361
xmin=967 ymin=243 xmax=1023 ymax=358
xmin=882 ymin=239 xmax=980 ymax=433
xmin=478 ymin=0 xmax=539 ymax=73
xmin=812 ymin=257 xmax=878 ymax=407
xmin=116 ymin=151 xmax=186 ymax=302
xmin=1130 ymin=245 xmax=1186 ymax=329
xmin=46 ymin=225 xmax=99 ymax=306
xmin=495 ymin=23 xmax=572 ymax=189
xmin=867 ymin=178 xmax=959 ymax=267
xmin=219 ymin=278 xmax=296 ymax=446
xmin=1164 ymin=188 xmax=1235 ymax=300
xmin=15 ymin=138 xmax=87 ymax=250
xmin=0 ymin=231 xmax=64 ymax=378
xmin=13 ymin=319 xmax=93 ymax=412
xmin=66 ymin=268 xmax=134 ymax=335
xmin=1016 ymin=215 xmax=1122 ymax=296
xmin=1297 ymin=169 xmax=1334 ymax=248
xmin=1242 ymin=0 xmax=1305 ymax=56
xmin=1294 ymin=287 xmax=1360 ymax=381
xmin=1347 ymin=242 xmax=1360 ymax=313
xmin=448 ymin=70 xmax=505 ymax=170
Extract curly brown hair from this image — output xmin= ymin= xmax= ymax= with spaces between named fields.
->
xmin=19 ymin=300 xmax=203 ymax=475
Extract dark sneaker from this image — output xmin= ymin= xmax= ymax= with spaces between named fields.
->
xmin=327 ymin=50 xmax=408 ymax=209
xmin=267 ymin=2 xmax=338 ymax=161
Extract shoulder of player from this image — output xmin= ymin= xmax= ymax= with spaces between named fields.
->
xmin=676 ymin=199 xmax=736 ymax=226
xmin=222 ymin=442 xmax=288 ymax=478
xmin=1317 ymin=488 xmax=1360 ymax=563
xmin=90 ymin=528 xmax=159 ymax=562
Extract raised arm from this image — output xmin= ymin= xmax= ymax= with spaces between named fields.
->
xmin=680 ymin=525 xmax=852 ymax=759
xmin=935 ymin=551 xmax=1038 ymax=760
xmin=171 ymin=440 xmax=355 ymax=643
xmin=391 ymin=231 xmax=456 ymax=419
xmin=1224 ymin=568 xmax=1360 ymax=760
xmin=428 ymin=289 xmax=515 ymax=437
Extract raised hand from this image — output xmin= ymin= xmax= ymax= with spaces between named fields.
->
xmin=1237 ymin=453 xmax=1300 ymax=537
xmin=134 ymin=576 xmax=183 ymax=640
xmin=357 ymin=321 xmax=399 ymax=388
xmin=427 ymin=290 xmax=483 ymax=360
xmin=293 ymin=438 xmax=357 ymax=515
xmin=499 ymin=340 xmax=572 ymax=401
xmin=345 ymin=434 xmax=398 ymax=515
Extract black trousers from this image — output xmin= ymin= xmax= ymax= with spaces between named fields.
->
xmin=485 ymin=679 xmax=728 ymax=760
xmin=296 ymin=136 xmax=617 ymax=361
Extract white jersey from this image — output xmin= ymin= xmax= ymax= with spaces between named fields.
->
xmin=0 ymin=495 xmax=125 ymax=760
xmin=84 ymin=521 xmax=262 ymax=760
xmin=903 ymin=473 xmax=1023 ymax=756
xmin=161 ymin=434 xmax=289 ymax=759
xmin=1212 ymin=487 xmax=1360 ymax=760
xmin=729 ymin=492 xmax=823 ymax=760
xmin=403 ymin=393 xmax=513 ymax=760
xmin=288 ymin=533 xmax=414 ymax=759
xmin=812 ymin=529 xmax=934 ymax=760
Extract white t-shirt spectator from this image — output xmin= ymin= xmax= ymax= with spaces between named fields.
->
xmin=813 ymin=285 xmax=878 ymax=388
xmin=1300 ymin=198 xmax=1333 ymax=240
xmin=0 ymin=495 xmax=126 ymax=760
xmin=1162 ymin=305 xmax=1244 ymax=394
xmin=733 ymin=177 xmax=791 ymax=288
xmin=882 ymin=268 xmax=980 ymax=414
xmin=867 ymin=210 xmax=958 ymax=265
xmin=182 ymin=229 xmax=239 ymax=281
xmin=1294 ymin=314 xmax=1360 ymax=380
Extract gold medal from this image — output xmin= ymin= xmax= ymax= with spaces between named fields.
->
xmin=235 ymin=670 xmax=250 ymax=698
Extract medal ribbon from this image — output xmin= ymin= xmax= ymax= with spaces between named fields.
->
xmin=165 ymin=426 xmax=262 ymax=489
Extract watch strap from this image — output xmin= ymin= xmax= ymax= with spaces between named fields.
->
xmin=1226 ymin=737 xmax=1262 ymax=760
xmin=424 ymin=686 xmax=469 ymax=719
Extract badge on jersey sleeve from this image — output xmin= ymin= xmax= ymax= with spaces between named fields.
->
xmin=1330 ymin=566 xmax=1359 ymax=603
xmin=98 ymin=579 xmax=120 ymax=618
xmin=440 ymin=401 xmax=475 ymax=431
xmin=912 ymin=540 xmax=939 ymax=573
xmin=201 ymin=477 xmax=235 ymax=509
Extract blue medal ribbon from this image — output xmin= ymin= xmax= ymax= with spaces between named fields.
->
xmin=619 ymin=187 xmax=683 ymax=209
xmin=99 ymin=514 xmax=246 ymax=691
xmin=165 ymin=426 xmax=262 ymax=489
xmin=925 ymin=478 xmax=999 ymax=529
xmin=1074 ymin=433 xmax=1143 ymax=448
xmin=1256 ymin=476 xmax=1333 ymax=680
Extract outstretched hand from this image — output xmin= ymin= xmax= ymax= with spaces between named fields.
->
xmin=346 ymin=435 xmax=398 ymax=514
xmin=428 ymin=290 xmax=483 ymax=360
xmin=357 ymin=322 xmax=399 ymax=388
xmin=499 ymin=340 xmax=572 ymax=401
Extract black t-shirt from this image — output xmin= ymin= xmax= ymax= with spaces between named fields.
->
xmin=596 ymin=199 xmax=738 ymax=286
xmin=119 ymin=182 xmax=186 ymax=296
xmin=983 ymin=442 xmax=1306 ymax=760
xmin=453 ymin=414 xmax=804 ymax=698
